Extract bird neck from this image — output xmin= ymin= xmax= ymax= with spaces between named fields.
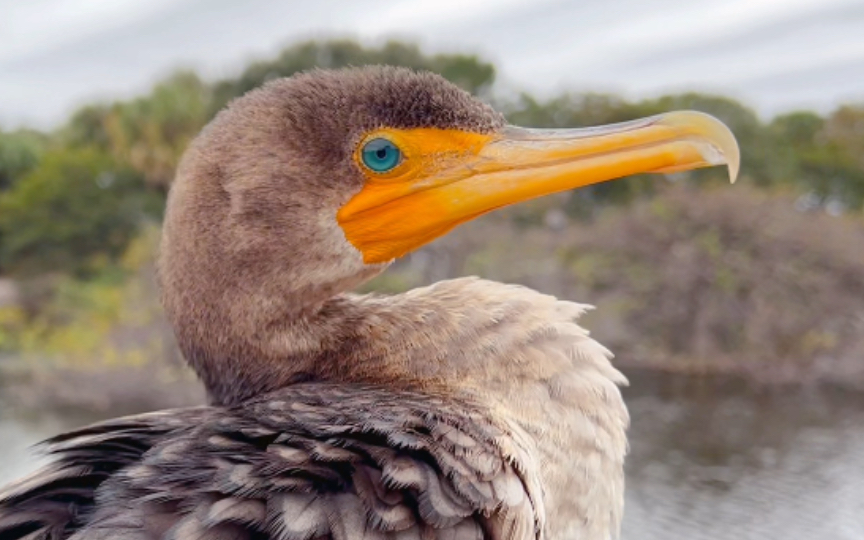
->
xmin=175 ymin=276 xmax=629 ymax=539
xmin=180 ymin=278 xmax=478 ymax=406
xmin=181 ymin=275 xmax=624 ymax=412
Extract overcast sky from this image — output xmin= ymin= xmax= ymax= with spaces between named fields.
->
xmin=2 ymin=0 xmax=863 ymax=129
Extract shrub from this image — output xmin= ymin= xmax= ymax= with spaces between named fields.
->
xmin=0 ymin=147 xmax=162 ymax=276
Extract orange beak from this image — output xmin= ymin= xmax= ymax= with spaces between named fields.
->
xmin=338 ymin=111 xmax=740 ymax=264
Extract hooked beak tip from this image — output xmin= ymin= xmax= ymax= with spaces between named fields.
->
xmin=655 ymin=110 xmax=740 ymax=184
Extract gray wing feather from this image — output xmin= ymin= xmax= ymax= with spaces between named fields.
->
xmin=0 ymin=384 xmax=542 ymax=540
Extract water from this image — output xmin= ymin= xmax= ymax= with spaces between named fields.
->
xmin=1 ymin=371 xmax=863 ymax=539
xmin=621 ymin=371 xmax=864 ymax=539
xmin=0 ymin=415 xmax=63 ymax=486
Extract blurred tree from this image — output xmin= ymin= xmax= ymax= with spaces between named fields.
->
xmin=63 ymin=71 xmax=213 ymax=191
xmin=0 ymin=148 xmax=162 ymax=276
xmin=503 ymin=92 xmax=641 ymax=127
xmin=822 ymin=105 xmax=864 ymax=210
xmin=771 ymin=110 xmax=864 ymax=211
xmin=64 ymin=104 xmax=113 ymax=153
xmin=0 ymin=128 xmax=49 ymax=274
xmin=0 ymin=128 xmax=48 ymax=191
xmin=768 ymin=111 xmax=823 ymax=180
xmin=210 ymin=39 xmax=496 ymax=113
xmin=824 ymin=105 xmax=864 ymax=165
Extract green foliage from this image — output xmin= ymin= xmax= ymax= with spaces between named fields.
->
xmin=0 ymin=147 xmax=162 ymax=276
xmin=0 ymin=305 xmax=26 ymax=351
xmin=64 ymin=104 xmax=113 ymax=152
xmin=0 ymin=129 xmax=50 ymax=274
xmin=821 ymin=106 xmax=864 ymax=210
xmin=63 ymin=71 xmax=213 ymax=190
xmin=769 ymin=110 xmax=864 ymax=210
xmin=825 ymin=105 xmax=864 ymax=165
xmin=11 ymin=228 xmax=166 ymax=363
xmin=0 ymin=128 xmax=48 ymax=191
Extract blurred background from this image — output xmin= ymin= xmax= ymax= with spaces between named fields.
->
xmin=1 ymin=1 xmax=863 ymax=538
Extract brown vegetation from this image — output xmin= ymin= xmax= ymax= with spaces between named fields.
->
xmin=375 ymin=184 xmax=864 ymax=387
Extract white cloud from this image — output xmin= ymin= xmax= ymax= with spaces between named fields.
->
xmin=0 ymin=0 xmax=179 ymax=63
xmin=0 ymin=0 xmax=861 ymax=128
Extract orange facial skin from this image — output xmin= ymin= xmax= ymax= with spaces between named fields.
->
xmin=338 ymin=112 xmax=739 ymax=264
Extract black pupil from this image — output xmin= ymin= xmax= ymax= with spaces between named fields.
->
xmin=376 ymin=147 xmax=388 ymax=159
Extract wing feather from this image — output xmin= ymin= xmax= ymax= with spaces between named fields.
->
xmin=0 ymin=385 xmax=541 ymax=540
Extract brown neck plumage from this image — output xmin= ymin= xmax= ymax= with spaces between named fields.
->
xmin=157 ymin=66 xmax=510 ymax=405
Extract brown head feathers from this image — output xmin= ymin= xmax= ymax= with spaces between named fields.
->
xmin=3 ymin=67 xmax=630 ymax=540
xmin=158 ymin=67 xmax=505 ymax=405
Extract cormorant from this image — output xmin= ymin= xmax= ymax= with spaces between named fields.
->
xmin=0 ymin=67 xmax=738 ymax=540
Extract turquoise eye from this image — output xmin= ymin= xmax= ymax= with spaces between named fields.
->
xmin=361 ymin=138 xmax=402 ymax=173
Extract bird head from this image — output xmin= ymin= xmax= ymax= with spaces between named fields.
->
xmin=158 ymin=66 xmax=738 ymax=404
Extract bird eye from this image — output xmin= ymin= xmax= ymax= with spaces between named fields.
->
xmin=361 ymin=138 xmax=402 ymax=173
